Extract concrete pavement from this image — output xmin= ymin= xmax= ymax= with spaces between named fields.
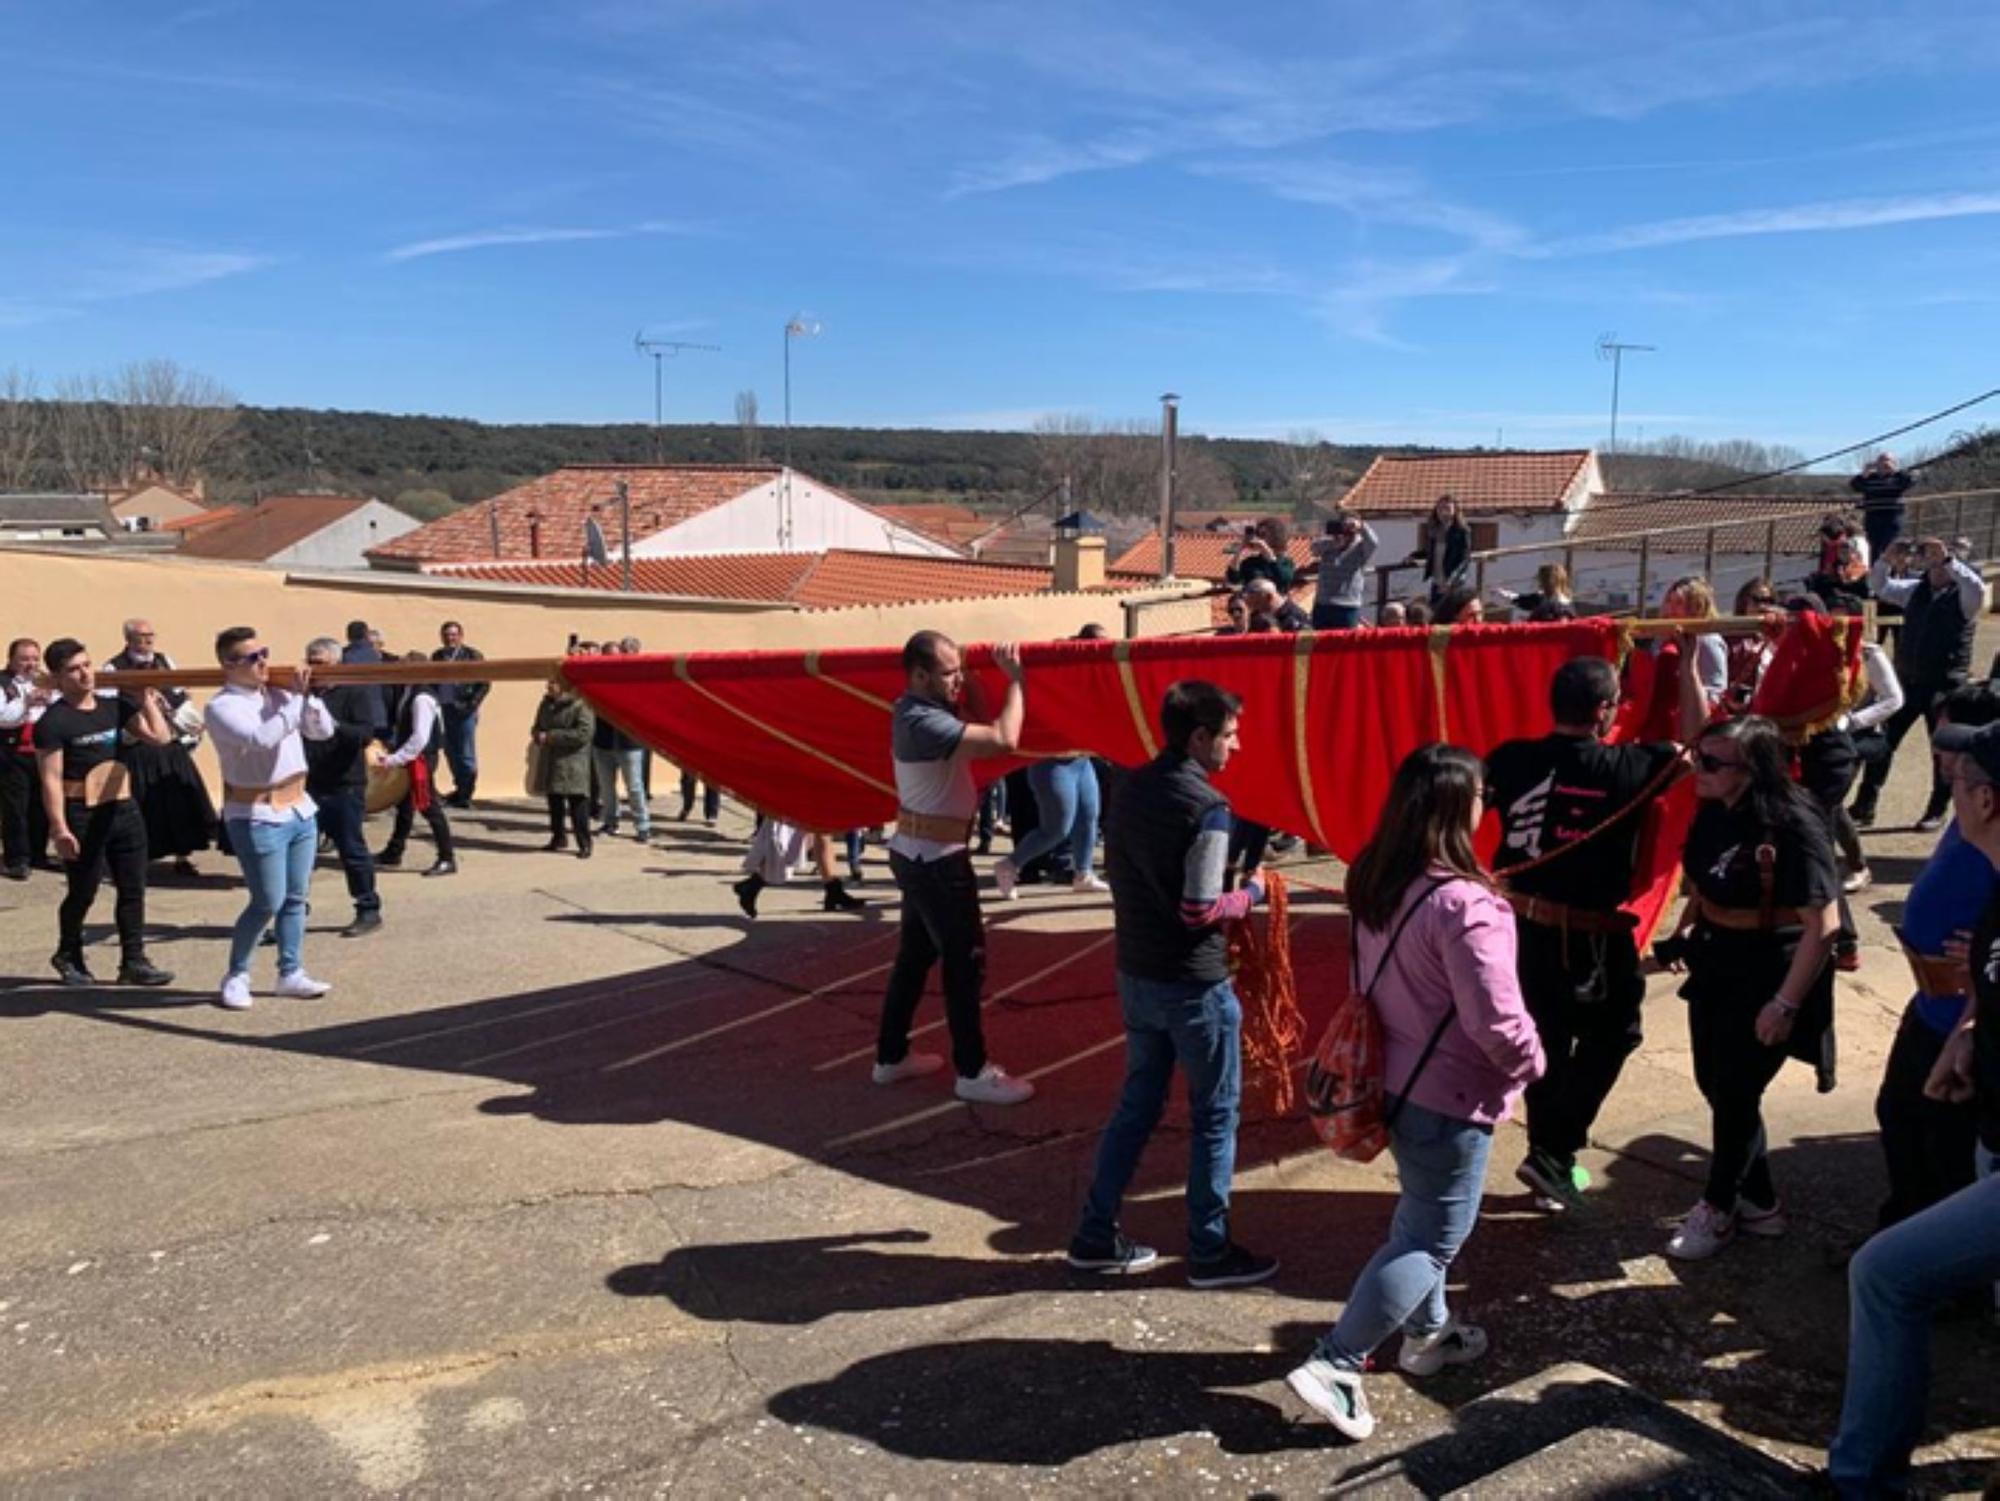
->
xmin=1 ymin=722 xmax=1996 ymax=1495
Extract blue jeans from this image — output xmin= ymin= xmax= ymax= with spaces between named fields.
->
xmin=1011 ymin=758 xmax=1100 ymax=876
xmin=1311 ymin=601 xmax=1361 ymax=630
xmin=441 ymin=706 xmax=478 ymax=791
xmin=226 ymin=814 xmax=317 ymax=978
xmin=1316 ymin=1099 xmax=1494 ymax=1367
xmin=593 ymin=747 xmax=650 ymax=835
xmin=1829 ymin=1146 xmax=2000 ymax=1496
xmin=1076 ymin=972 xmax=1242 ymax=1261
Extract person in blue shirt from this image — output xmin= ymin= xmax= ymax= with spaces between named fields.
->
xmin=1872 ymin=683 xmax=2000 ymax=1229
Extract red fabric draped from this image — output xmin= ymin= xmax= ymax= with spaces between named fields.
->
xmin=562 ymin=617 xmax=1851 ymax=953
xmin=562 ymin=620 xmax=1624 ymax=863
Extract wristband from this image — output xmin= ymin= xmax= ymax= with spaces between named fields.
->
xmin=1773 ymin=997 xmax=1798 ymax=1015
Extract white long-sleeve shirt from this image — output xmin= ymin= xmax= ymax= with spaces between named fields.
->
xmin=1870 ymin=554 xmax=1987 ymax=616
xmin=1842 ymin=642 xmax=1905 ymax=734
xmin=383 ymin=692 xmax=439 ymax=768
xmin=0 ymin=673 xmax=48 ymax=732
xmin=203 ymin=685 xmax=335 ymax=824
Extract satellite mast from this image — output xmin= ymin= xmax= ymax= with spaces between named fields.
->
xmin=1595 ymin=333 xmax=1657 ymax=454
xmin=633 ymin=331 xmax=721 ymax=462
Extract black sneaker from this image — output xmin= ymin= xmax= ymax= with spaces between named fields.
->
xmin=422 ymin=859 xmax=458 ymax=878
xmin=1914 ymin=807 xmax=1949 ymax=834
xmin=822 ymin=880 xmax=866 ymax=913
xmin=51 ymin=952 xmax=95 ymax=987
xmin=1849 ymin=800 xmax=1876 ymax=829
xmin=1187 ymin=1242 xmax=1278 ymax=1289
xmin=342 ymin=909 xmax=383 ymax=938
xmin=1515 ymin=1147 xmax=1586 ymax=1212
xmin=377 ymin=849 xmax=403 ymax=868
xmin=117 ymin=958 xmax=174 ymax=987
xmin=1067 ymin=1231 xmax=1159 ymax=1275
xmin=4 ymin=861 xmax=30 ymax=881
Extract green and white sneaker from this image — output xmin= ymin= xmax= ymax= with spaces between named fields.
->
xmin=1516 ymin=1148 xmax=1590 ymax=1212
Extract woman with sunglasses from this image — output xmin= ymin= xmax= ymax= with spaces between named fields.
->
xmin=1659 ymin=712 xmax=1841 ymax=1259
xmin=1286 ymin=744 xmax=1544 ymax=1439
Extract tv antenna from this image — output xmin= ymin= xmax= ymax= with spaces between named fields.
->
xmin=634 ymin=331 xmax=721 ymax=461
xmin=1595 ymin=333 xmax=1656 ymax=454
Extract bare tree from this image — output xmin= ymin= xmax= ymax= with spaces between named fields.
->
xmin=735 ymin=390 xmax=761 ymax=462
xmin=0 ymin=367 xmax=45 ymax=491
xmin=1272 ymin=428 xmax=1334 ymax=519
xmin=115 ymin=359 xmax=239 ymax=488
xmin=49 ymin=373 xmax=124 ymax=492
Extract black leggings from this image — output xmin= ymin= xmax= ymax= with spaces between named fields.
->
xmin=1688 ymin=988 xmax=1788 ymax=1211
xmin=385 ymin=752 xmax=454 ymax=862
xmin=547 ymin=794 xmax=590 ymax=847
xmin=59 ymin=799 xmax=149 ymax=963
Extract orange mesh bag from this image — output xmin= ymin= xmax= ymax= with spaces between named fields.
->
xmin=1303 ymin=876 xmax=1449 ymax=1163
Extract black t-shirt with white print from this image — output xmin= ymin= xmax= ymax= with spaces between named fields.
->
xmin=33 ymin=696 xmax=135 ymax=785
xmin=1970 ymin=886 xmax=2000 ymax=1154
xmin=1486 ymin=735 xmax=1679 ymax=910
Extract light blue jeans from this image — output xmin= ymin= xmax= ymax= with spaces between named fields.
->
xmin=1316 ymin=1098 xmax=1495 ymax=1368
xmin=1010 ymin=758 xmax=1100 ymax=876
xmin=1829 ymin=1144 xmax=2000 ymax=1497
xmin=226 ymin=814 xmax=317 ymax=978
xmin=593 ymin=747 xmax=650 ymax=835
xmin=1076 ymin=972 xmax=1242 ymax=1261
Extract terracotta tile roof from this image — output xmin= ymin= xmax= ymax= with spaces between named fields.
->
xmin=869 ymin=503 xmax=984 ymax=552
xmin=431 ymin=553 xmax=819 ymax=601
xmin=161 ymin=507 xmax=236 ymax=532
xmin=370 ymin=464 xmax=783 ymax=565
xmin=1343 ymin=450 xmax=1593 ymax=515
xmin=1108 ymin=529 xmax=1316 ymax=582
xmin=429 ymin=549 xmax=1157 ymax=610
xmin=1570 ymin=493 xmax=1851 ymax=555
xmin=175 ymin=494 xmax=374 ymax=561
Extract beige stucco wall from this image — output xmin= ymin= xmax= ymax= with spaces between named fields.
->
xmin=0 ymin=548 xmax=1199 ymax=799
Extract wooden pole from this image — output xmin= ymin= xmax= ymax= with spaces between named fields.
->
xmin=99 ymin=658 xmax=566 ymax=691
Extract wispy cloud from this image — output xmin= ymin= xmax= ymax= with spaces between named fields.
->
xmin=1534 ymin=192 xmax=2000 ymax=257
xmin=383 ymin=220 xmax=693 ymax=262
xmin=0 ymin=244 xmax=272 ymax=327
xmin=1195 ymin=158 xmax=1524 ymax=251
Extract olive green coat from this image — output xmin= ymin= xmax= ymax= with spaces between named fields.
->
xmin=531 ymin=692 xmax=596 ymax=797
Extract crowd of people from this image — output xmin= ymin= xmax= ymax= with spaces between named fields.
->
xmin=2 ymin=462 xmax=1991 ymax=1491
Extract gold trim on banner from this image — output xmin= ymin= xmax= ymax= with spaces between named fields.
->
xmin=1115 ymin=640 xmax=1159 ymax=759
xmin=673 ymin=655 xmax=896 ymax=797
xmin=1428 ymin=626 xmax=1452 ymax=739
xmin=804 ymin=651 xmax=895 ymax=712
xmin=1290 ymin=630 xmax=1331 ymax=847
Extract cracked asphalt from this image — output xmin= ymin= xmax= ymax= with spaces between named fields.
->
xmin=3 ymin=729 xmax=1997 ymax=1496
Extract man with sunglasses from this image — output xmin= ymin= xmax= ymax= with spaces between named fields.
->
xmin=203 ymin=627 xmax=337 ymax=1012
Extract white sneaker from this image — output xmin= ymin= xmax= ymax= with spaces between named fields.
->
xmin=218 ymin=973 xmax=253 ymax=1011
xmin=1398 ymin=1317 xmax=1489 ymax=1376
xmin=955 ymin=1063 xmax=1035 ymax=1105
xmin=1842 ymin=868 xmax=1872 ymax=895
xmin=275 ymin=970 xmax=332 ymax=1000
xmin=1071 ymin=871 xmax=1109 ymax=894
xmin=1665 ymin=1199 xmax=1736 ymax=1261
xmin=871 ymin=1052 xmax=944 ymax=1086
xmin=1737 ymin=1199 xmax=1789 ymax=1238
xmin=993 ymin=858 xmax=1019 ymax=900
xmin=1286 ymin=1358 xmax=1375 ymax=1440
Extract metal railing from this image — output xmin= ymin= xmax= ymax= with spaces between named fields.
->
xmin=1370 ymin=487 xmax=2000 ymax=619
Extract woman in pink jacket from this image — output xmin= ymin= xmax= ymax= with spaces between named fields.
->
xmin=1288 ymin=743 xmax=1546 ymax=1441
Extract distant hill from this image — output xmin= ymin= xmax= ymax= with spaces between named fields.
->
xmin=210 ymin=404 xmax=1962 ymax=525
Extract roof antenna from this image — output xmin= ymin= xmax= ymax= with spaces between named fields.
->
xmin=634 ymin=330 xmax=721 ymax=462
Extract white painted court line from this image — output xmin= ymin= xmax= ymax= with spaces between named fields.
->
xmin=461 ymin=999 xmax=696 ymax=1069
xmin=823 ymin=1032 xmax=1128 ymax=1150
xmin=812 ymin=931 xmax=1116 ymax=1073
xmin=352 ymin=969 xmax=715 ymax=1057
xmin=602 ymin=957 xmax=899 ymax=1073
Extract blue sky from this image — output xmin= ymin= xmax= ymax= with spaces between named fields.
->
xmin=6 ymin=0 xmax=2000 ymax=453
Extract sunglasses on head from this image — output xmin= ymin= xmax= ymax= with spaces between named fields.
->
xmin=1696 ymin=750 xmax=1745 ymax=773
xmin=229 ymin=647 xmax=271 ymax=666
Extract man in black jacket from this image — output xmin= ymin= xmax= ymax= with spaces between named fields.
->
xmin=1852 ymin=538 xmax=1989 ymax=830
xmin=430 ymin=620 xmax=489 ymax=808
xmin=304 ymin=637 xmax=382 ymax=936
xmin=1068 ymin=679 xmax=1276 ymax=1288
xmin=1850 ymin=452 xmax=1915 ymax=558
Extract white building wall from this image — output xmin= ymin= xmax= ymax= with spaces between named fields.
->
xmin=272 ymin=502 xmax=421 ymax=570
xmin=1565 ymin=548 xmax=1805 ymax=614
xmin=635 ymin=473 xmax=959 ymax=558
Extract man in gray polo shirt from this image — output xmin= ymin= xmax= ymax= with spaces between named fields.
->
xmin=874 ymin=630 xmax=1034 ymax=1105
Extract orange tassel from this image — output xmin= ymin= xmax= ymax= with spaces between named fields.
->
xmin=1227 ymin=870 xmax=1309 ymax=1113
